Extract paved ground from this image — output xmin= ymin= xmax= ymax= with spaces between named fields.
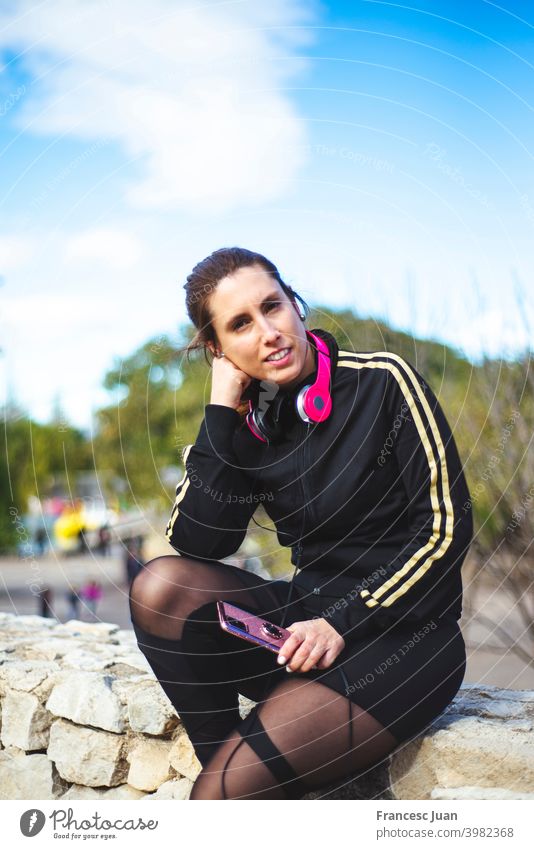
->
xmin=1 ymin=552 xmax=532 ymax=689
xmin=0 ymin=550 xmax=133 ymax=629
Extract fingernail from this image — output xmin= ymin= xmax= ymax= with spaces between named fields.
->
xmin=285 ymin=665 xmax=292 ymax=673
xmin=277 ymin=655 xmax=286 ymax=665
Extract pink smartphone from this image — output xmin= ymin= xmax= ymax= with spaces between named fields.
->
xmin=217 ymin=601 xmax=291 ymax=654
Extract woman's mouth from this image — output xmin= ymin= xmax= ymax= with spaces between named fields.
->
xmin=265 ymin=347 xmax=292 ymax=366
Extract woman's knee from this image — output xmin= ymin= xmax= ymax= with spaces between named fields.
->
xmin=128 ymin=554 xmax=203 ymax=624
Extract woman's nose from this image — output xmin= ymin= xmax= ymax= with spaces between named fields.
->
xmin=257 ymin=315 xmax=280 ymax=341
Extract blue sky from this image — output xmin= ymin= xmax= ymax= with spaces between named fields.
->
xmin=1 ymin=0 xmax=533 ymax=430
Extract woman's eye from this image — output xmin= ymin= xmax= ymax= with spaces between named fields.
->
xmin=232 ymin=302 xmax=280 ymax=331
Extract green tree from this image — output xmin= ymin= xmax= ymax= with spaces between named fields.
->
xmin=93 ymin=329 xmax=212 ymax=509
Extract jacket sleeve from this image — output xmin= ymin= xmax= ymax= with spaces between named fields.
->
xmin=165 ymin=404 xmax=259 ymax=560
xmin=326 ymin=355 xmax=473 ymax=639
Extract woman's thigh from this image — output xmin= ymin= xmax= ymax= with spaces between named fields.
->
xmin=191 ymin=676 xmax=399 ymax=799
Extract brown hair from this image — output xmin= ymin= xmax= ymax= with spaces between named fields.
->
xmin=179 ymin=247 xmax=310 ymax=418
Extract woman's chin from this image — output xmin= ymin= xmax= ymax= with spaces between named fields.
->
xmin=274 ymin=368 xmax=303 ymax=391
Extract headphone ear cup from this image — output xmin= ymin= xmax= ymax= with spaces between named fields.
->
xmin=245 ymin=406 xmax=268 ymax=442
xmin=295 ymin=331 xmax=332 ymax=423
xmin=247 ymin=406 xmax=283 ymax=444
xmin=246 ymin=394 xmax=287 ymax=444
xmin=296 ymin=381 xmax=332 ymax=423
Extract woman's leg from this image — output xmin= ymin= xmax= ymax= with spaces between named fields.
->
xmin=190 ymin=676 xmax=399 ymax=800
xmin=128 ymin=554 xmax=298 ymax=766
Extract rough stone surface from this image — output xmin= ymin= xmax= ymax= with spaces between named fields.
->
xmin=46 ymin=671 xmax=127 ymax=733
xmin=0 ymin=659 xmax=60 ymax=696
xmin=6 ymin=615 xmax=57 ymax=630
xmin=169 ymin=731 xmax=202 ymax=782
xmin=0 ymin=689 xmax=53 ymax=751
xmin=430 ymin=786 xmax=534 ymax=800
xmin=389 ymin=685 xmax=534 ymax=801
xmin=124 ymin=680 xmax=180 ymax=735
xmin=0 ymin=613 xmax=532 ymax=801
xmin=144 ymin=778 xmax=193 ymax=800
xmin=54 ymin=621 xmax=120 ymax=638
xmin=126 ymin=738 xmax=174 ymax=791
xmin=61 ymin=783 xmax=146 ymax=800
xmin=47 ymin=718 xmax=129 ymax=787
xmin=0 ymin=748 xmax=69 ymax=799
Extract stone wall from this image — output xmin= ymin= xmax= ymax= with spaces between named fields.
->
xmin=1 ymin=612 xmax=533 ymax=800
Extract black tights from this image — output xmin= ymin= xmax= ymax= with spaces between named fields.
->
xmin=128 ymin=555 xmax=399 ymax=799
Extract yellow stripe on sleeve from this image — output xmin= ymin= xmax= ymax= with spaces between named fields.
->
xmin=165 ymin=444 xmax=194 ymax=543
xmin=337 ymin=352 xmax=454 ymax=608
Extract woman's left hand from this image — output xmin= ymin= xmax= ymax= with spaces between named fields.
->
xmin=277 ymin=618 xmax=345 ymax=673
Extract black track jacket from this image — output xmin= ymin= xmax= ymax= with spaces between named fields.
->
xmin=166 ymin=328 xmax=473 ymax=641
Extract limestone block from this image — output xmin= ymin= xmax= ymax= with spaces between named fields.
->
xmin=0 ymin=689 xmax=53 ymax=751
xmin=115 ymin=629 xmax=139 ymax=644
xmin=23 ymin=638 xmax=83 ymax=662
xmin=54 ymin=621 xmax=120 ymax=638
xmin=169 ymin=731 xmax=202 ymax=782
xmin=239 ymin=694 xmax=256 ymax=718
xmin=47 ymin=718 xmax=128 ymax=787
xmin=431 ymin=786 xmax=534 ymax=800
xmin=144 ymin=778 xmax=193 ymax=800
xmin=124 ymin=680 xmax=180 ymax=735
xmin=126 ymin=738 xmax=174 ymax=792
xmin=110 ymin=653 xmax=154 ymax=674
xmin=0 ymin=749 xmax=68 ymax=799
xmin=60 ymin=647 xmax=118 ymax=672
xmin=61 ymin=783 xmax=146 ymax=800
xmin=0 ymin=660 xmax=60 ymax=696
xmin=46 ymin=671 xmax=126 ymax=732
xmin=10 ymin=615 xmax=57 ymax=630
xmin=390 ymin=685 xmax=534 ymax=800
xmin=450 ymin=684 xmax=534 ymax=721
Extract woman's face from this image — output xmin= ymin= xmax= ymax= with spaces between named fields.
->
xmin=206 ymin=264 xmax=316 ymax=390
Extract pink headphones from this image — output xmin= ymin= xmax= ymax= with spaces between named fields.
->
xmin=245 ymin=330 xmax=333 ymax=444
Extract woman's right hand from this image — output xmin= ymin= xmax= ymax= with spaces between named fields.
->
xmin=210 ymin=353 xmax=253 ymax=409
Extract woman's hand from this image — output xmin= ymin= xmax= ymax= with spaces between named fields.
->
xmin=210 ymin=352 xmax=253 ymax=409
xmin=277 ymin=618 xmax=345 ymax=673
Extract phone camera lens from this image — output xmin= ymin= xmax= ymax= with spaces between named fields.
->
xmin=261 ymin=622 xmax=283 ymax=640
xmin=228 ymin=617 xmax=248 ymax=633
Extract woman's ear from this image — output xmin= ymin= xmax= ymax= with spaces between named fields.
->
xmin=291 ymin=299 xmax=305 ymax=321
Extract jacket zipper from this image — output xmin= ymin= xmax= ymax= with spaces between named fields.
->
xmin=298 ymin=422 xmax=323 ymax=594
xmin=295 ymin=421 xmax=312 ymax=569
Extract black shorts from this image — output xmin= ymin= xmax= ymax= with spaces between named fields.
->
xmin=220 ymin=563 xmax=466 ymax=746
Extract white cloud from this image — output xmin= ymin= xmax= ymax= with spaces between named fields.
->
xmin=2 ymin=292 xmax=106 ymax=327
xmin=1 ymin=287 xmax=175 ymax=430
xmin=453 ymin=307 xmax=534 ymax=361
xmin=1 ymin=0 xmax=316 ymax=213
xmin=64 ymin=228 xmax=144 ymax=269
xmin=0 ymin=236 xmax=34 ymax=271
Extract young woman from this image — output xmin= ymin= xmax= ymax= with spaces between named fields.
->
xmin=129 ymin=247 xmax=473 ymax=800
